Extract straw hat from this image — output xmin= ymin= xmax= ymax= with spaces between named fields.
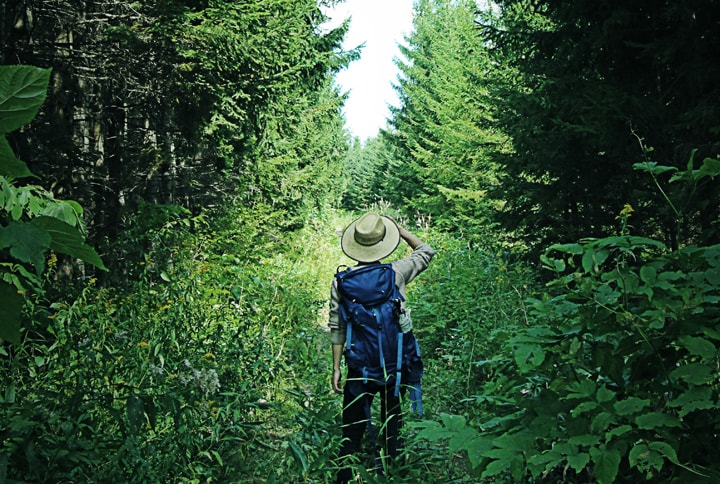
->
xmin=341 ymin=213 xmax=400 ymax=263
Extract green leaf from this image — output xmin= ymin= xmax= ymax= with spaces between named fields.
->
xmin=567 ymin=452 xmax=590 ymax=473
xmin=0 ymin=66 xmax=51 ymax=134
xmin=648 ymin=441 xmax=681 ymax=465
xmin=493 ymin=431 xmax=535 ymax=451
xmin=0 ymin=281 xmax=23 ymax=344
xmin=548 ymin=243 xmax=584 ymax=255
xmin=30 ymin=216 xmax=107 ymax=270
xmin=416 ymin=420 xmax=453 ymax=441
xmin=0 ymin=137 xmax=34 ymax=179
xmin=514 ymin=343 xmax=545 ymax=371
xmin=571 ymin=401 xmax=598 ymax=417
xmin=591 ymin=412 xmax=615 ymax=433
xmin=678 ymin=335 xmax=716 ymax=361
xmin=670 ymin=362 xmax=714 ymax=385
xmin=596 ymin=385 xmax=616 ymax=404
xmin=628 ymin=443 xmax=649 ymax=468
xmin=0 ymin=220 xmax=51 ymax=274
xmin=698 ymin=157 xmax=720 ymax=179
xmin=639 ymin=265 xmax=657 ymax=284
xmin=613 ymin=397 xmax=650 ymax=416
xmin=590 ymin=446 xmax=621 ymax=484
xmin=449 ymin=428 xmax=480 ymax=454
xmin=441 ymin=413 xmax=467 ymax=432
xmin=635 ymin=412 xmax=682 ymax=430
xmin=466 ymin=436 xmax=494 ymax=469
xmin=632 ymin=162 xmax=678 ymax=175
xmin=568 ymin=434 xmax=600 ymax=447
xmin=605 ymin=424 xmax=633 ymax=441
xmin=288 ymin=440 xmax=308 ymax=472
xmin=483 ymin=447 xmax=519 ymax=460
xmin=581 ymin=249 xmax=594 ymax=273
xmin=565 ymin=379 xmax=596 ymax=399
xmin=667 ymin=386 xmax=715 ymax=417
xmin=482 ymin=458 xmax=510 ymax=478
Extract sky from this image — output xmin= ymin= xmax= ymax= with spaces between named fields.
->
xmin=322 ymin=0 xmax=415 ymax=142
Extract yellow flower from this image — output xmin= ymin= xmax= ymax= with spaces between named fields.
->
xmin=203 ymin=352 xmax=215 ymax=360
xmin=618 ymin=203 xmax=634 ymax=219
xmin=137 ymin=341 xmax=150 ymax=348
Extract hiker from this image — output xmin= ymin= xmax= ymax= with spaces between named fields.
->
xmin=329 ymin=212 xmax=435 ymax=482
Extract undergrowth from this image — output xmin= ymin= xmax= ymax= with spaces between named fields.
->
xmin=1 ymin=204 xmax=535 ymax=482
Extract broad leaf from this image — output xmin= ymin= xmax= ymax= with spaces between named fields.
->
xmin=30 ymin=216 xmax=107 ymax=270
xmin=632 ymin=161 xmax=678 ymax=175
xmin=613 ymin=397 xmax=650 ymax=416
xmin=0 ymin=66 xmax=51 ymax=134
xmin=0 ymin=137 xmax=34 ymax=179
xmin=590 ymin=446 xmax=621 ymax=484
xmin=648 ymin=441 xmax=681 ymax=465
xmin=670 ymin=362 xmax=714 ymax=385
xmin=635 ymin=412 xmax=682 ymax=430
xmin=667 ymin=386 xmax=715 ymax=417
xmin=566 ymin=452 xmax=590 ymax=473
xmin=678 ymin=335 xmax=716 ymax=361
xmin=465 ymin=435 xmax=494 ymax=469
xmin=0 ymin=220 xmax=51 ymax=274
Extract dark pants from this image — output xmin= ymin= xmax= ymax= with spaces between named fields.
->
xmin=336 ymin=371 xmax=405 ymax=483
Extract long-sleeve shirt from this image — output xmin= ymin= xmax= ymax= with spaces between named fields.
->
xmin=328 ymin=243 xmax=435 ymax=345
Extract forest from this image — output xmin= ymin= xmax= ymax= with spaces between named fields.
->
xmin=1 ymin=0 xmax=719 ymax=482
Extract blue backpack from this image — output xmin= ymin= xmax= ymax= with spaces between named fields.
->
xmin=335 ymin=263 xmax=424 ymax=416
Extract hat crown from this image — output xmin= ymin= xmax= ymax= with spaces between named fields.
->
xmin=354 ymin=213 xmax=386 ymax=246
xmin=341 ymin=212 xmax=400 ymax=262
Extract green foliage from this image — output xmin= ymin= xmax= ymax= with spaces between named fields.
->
xmin=487 ymin=0 xmax=720 ymax=253
xmin=634 ymin=150 xmax=720 ymax=248
xmin=418 ymin=230 xmax=720 ymax=482
xmin=0 ymin=205 xmax=348 ymax=481
xmin=0 ymin=65 xmax=105 ymax=344
xmin=377 ymin=0 xmax=505 ymax=236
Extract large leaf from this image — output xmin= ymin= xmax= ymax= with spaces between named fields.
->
xmin=30 ymin=216 xmax=107 ymax=270
xmin=0 ymin=281 xmax=23 ymax=344
xmin=0 ymin=220 xmax=51 ymax=275
xmin=0 ymin=136 xmax=34 ymax=178
xmin=0 ymin=66 xmax=51 ymax=134
xmin=590 ymin=446 xmax=621 ymax=484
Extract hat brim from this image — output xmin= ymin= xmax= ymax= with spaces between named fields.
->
xmin=341 ymin=216 xmax=401 ymax=262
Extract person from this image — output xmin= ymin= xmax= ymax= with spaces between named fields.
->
xmin=328 ymin=212 xmax=435 ymax=483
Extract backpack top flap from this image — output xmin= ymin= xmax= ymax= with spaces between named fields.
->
xmin=335 ymin=263 xmax=401 ymax=307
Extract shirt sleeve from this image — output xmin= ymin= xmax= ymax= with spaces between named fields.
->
xmin=391 ymin=243 xmax=435 ymax=285
xmin=328 ymin=278 xmax=345 ymax=345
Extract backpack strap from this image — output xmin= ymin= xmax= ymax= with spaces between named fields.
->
xmin=410 ymin=384 xmax=423 ymax=418
xmin=373 ymin=309 xmax=387 ymax=381
xmin=394 ymin=332 xmax=403 ymax=397
xmin=409 ymin=338 xmax=423 ymax=416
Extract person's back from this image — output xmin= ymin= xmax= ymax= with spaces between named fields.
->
xmin=328 ymin=213 xmax=435 ymax=483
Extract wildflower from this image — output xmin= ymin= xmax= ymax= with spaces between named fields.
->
xmin=203 ymin=352 xmax=215 ymax=360
xmin=617 ymin=203 xmax=634 ymax=219
xmin=148 ymin=364 xmax=164 ymax=377
xmin=197 ymin=368 xmax=220 ymax=395
xmin=137 ymin=341 xmax=150 ymax=348
xmin=114 ymin=331 xmax=129 ymax=344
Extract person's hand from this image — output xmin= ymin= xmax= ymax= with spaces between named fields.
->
xmin=332 ymin=368 xmax=343 ymax=394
